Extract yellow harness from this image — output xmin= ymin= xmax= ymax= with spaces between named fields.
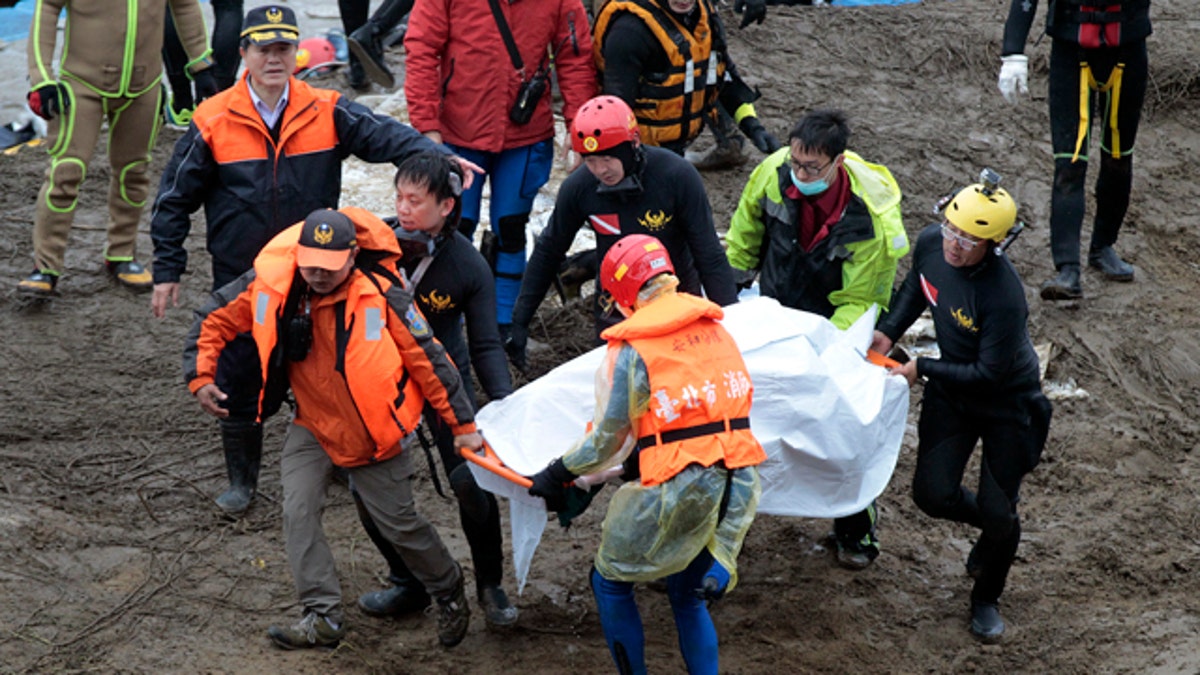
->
xmin=1073 ymin=61 xmax=1125 ymax=162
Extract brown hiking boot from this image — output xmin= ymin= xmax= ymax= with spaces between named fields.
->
xmin=267 ymin=612 xmax=345 ymax=650
xmin=436 ymin=572 xmax=470 ymax=647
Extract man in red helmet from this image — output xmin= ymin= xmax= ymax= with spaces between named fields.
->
xmin=528 ymin=234 xmax=765 ymax=673
xmin=507 ymin=95 xmax=737 ymax=369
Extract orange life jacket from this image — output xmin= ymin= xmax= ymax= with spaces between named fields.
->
xmin=247 ymin=209 xmax=435 ymax=465
xmin=593 ymin=0 xmax=725 ymax=147
xmin=601 ymin=292 xmax=765 ymax=487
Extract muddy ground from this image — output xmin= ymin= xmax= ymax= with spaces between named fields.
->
xmin=3 ymin=1 xmax=1200 ymax=673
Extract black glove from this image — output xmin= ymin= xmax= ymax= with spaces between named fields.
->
xmin=528 ymin=458 xmax=577 ymax=513
xmin=505 ymin=323 xmax=528 ymax=372
xmin=734 ymin=0 xmax=767 ymax=28
xmin=739 ymin=117 xmax=782 ymax=155
xmin=732 ymin=267 xmax=758 ymax=291
xmin=192 ymin=68 xmax=220 ymax=103
xmin=27 ymin=82 xmax=69 ymax=121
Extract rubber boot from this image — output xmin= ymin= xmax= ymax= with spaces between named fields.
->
xmin=348 ymin=20 xmax=396 ymax=88
xmin=684 ymin=108 xmax=747 ymax=172
xmin=215 ymin=420 xmax=262 ymax=515
xmin=1039 ymin=263 xmax=1082 ymax=300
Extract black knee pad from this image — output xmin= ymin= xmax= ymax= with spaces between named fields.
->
xmin=497 ymin=213 xmax=530 ymax=253
xmin=449 ymin=462 xmax=491 ymax=522
xmin=1052 ymin=158 xmax=1088 ymax=192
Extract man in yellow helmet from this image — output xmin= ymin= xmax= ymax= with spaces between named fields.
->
xmin=870 ymin=170 xmax=1052 ymax=643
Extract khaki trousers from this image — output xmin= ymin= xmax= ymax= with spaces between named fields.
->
xmin=280 ymin=423 xmax=460 ymax=621
xmin=33 ymin=78 xmax=162 ymax=274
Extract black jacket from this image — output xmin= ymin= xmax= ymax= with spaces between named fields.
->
xmin=877 ymin=224 xmax=1041 ymax=396
xmin=387 ymin=219 xmax=513 ymax=406
xmin=512 ymin=145 xmax=737 ymax=338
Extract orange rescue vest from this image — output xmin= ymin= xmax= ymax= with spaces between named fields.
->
xmin=248 ymin=210 xmax=429 ymax=465
xmin=601 ymin=292 xmax=765 ymax=487
xmin=593 ymin=0 xmax=725 ymax=147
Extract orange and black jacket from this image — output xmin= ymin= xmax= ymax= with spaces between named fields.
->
xmin=600 ymin=292 xmax=765 ymax=487
xmin=184 ymin=208 xmax=478 ymax=467
xmin=151 ymin=74 xmax=444 ymax=289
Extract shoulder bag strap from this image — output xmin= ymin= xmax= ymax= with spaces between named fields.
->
xmin=486 ymin=0 xmax=525 ymax=73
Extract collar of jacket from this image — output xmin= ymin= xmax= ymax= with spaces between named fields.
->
xmin=228 ymin=74 xmax=323 ymax=137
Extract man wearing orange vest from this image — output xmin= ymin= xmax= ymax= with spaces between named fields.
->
xmin=528 ymin=234 xmax=765 ymax=673
xmin=185 ymin=207 xmax=481 ymax=650
xmin=592 ymin=0 xmax=780 ymax=170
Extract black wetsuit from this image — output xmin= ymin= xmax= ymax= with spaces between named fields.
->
xmin=1002 ymin=0 xmax=1151 ymax=269
xmin=356 ymin=223 xmax=514 ymax=592
xmin=877 ymin=224 xmax=1052 ymax=605
xmin=512 ymin=145 xmax=737 ymax=340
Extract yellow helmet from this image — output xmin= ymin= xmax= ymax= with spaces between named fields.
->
xmin=945 ymin=182 xmax=1017 ymax=243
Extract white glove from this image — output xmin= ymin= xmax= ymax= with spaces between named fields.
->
xmin=998 ymin=54 xmax=1029 ymax=103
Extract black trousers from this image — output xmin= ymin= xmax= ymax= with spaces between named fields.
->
xmin=163 ymin=0 xmax=244 ymax=109
xmin=1047 ymin=37 xmax=1147 ymax=268
xmin=911 ymin=381 xmax=1051 ymax=605
xmin=354 ymin=402 xmax=505 ymax=590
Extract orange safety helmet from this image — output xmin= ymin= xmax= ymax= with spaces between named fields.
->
xmin=570 ymin=95 xmax=640 ymax=155
xmin=295 ymin=36 xmax=336 ymax=73
xmin=600 ymin=234 xmax=675 ymax=309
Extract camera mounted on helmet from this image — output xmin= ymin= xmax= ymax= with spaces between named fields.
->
xmin=935 ymin=167 xmax=1024 ymax=252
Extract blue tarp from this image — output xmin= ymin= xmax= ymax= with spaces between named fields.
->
xmin=836 ymin=0 xmax=921 ymax=6
xmin=0 ymin=0 xmax=34 ymax=42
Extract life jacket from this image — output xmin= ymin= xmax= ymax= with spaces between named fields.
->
xmin=593 ymin=0 xmax=725 ymax=147
xmin=601 ymin=292 xmax=766 ymax=487
xmin=1049 ymin=0 xmax=1151 ymax=49
xmin=249 ymin=208 xmax=430 ymax=465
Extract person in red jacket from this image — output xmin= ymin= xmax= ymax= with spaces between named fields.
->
xmin=528 ymin=235 xmax=764 ymax=673
xmin=186 ymin=207 xmax=482 ymax=650
xmin=404 ymin=0 xmax=597 ymax=338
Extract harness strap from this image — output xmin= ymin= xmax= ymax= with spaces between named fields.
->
xmin=1073 ymin=61 xmax=1125 ymax=162
xmin=637 ymin=416 xmax=750 ymax=450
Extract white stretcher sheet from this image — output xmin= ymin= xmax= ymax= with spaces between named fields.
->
xmin=471 ymin=296 xmax=910 ymax=592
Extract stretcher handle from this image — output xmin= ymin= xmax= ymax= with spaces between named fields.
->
xmin=460 ymin=438 xmax=533 ymax=488
xmin=866 ymin=349 xmax=902 ymax=369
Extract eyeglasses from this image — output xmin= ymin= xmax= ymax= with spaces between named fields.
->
xmin=788 ymin=156 xmax=834 ymax=178
xmin=940 ymin=222 xmax=983 ymax=251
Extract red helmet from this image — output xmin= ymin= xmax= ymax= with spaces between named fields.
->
xmin=295 ymin=37 xmax=336 ymax=73
xmin=600 ymin=235 xmax=675 ymax=309
xmin=571 ymin=95 xmax=640 ymax=155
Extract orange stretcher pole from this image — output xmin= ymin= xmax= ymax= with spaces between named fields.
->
xmin=866 ymin=349 xmax=902 ymax=369
xmin=460 ymin=439 xmax=533 ymax=488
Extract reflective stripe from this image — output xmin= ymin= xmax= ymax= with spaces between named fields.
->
xmin=365 ymin=307 xmax=383 ymax=341
xmin=706 ymin=52 xmax=718 ymax=86
xmin=255 ymin=291 xmax=269 ymax=324
xmin=684 ymin=58 xmax=694 ymax=94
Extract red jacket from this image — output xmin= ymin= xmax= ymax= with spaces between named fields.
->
xmin=404 ymin=0 xmax=597 ymax=152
